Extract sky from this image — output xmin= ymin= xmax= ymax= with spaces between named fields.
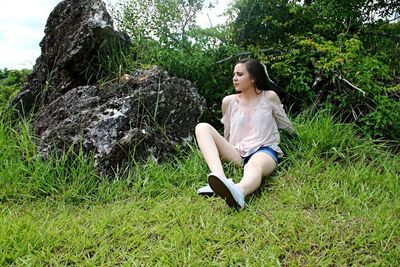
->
xmin=0 ymin=0 xmax=230 ymax=70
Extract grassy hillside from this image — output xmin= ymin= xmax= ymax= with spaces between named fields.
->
xmin=1 ymin=109 xmax=399 ymax=265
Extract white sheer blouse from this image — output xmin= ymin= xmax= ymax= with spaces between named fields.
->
xmin=221 ymin=91 xmax=295 ymax=158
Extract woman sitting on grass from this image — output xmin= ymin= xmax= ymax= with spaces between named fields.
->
xmin=195 ymin=58 xmax=296 ymax=209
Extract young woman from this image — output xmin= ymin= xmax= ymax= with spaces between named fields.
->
xmin=195 ymin=58 xmax=295 ymax=209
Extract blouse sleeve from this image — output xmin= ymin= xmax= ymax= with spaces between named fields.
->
xmin=270 ymin=102 xmax=296 ymax=135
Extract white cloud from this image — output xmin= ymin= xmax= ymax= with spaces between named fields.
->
xmin=196 ymin=0 xmax=231 ymax=28
xmin=0 ymin=0 xmax=62 ymax=69
xmin=0 ymin=26 xmax=41 ymax=69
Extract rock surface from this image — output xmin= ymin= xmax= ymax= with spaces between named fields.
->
xmin=34 ymin=67 xmax=206 ymax=173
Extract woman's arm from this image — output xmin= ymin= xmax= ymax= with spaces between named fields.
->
xmin=265 ymin=91 xmax=296 ymax=135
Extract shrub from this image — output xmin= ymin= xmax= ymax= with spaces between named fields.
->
xmin=0 ymin=68 xmax=30 ymax=106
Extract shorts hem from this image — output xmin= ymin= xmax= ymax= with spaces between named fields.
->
xmin=242 ymin=146 xmax=279 ymax=166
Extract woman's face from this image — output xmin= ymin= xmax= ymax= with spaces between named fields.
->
xmin=233 ymin=63 xmax=254 ymax=92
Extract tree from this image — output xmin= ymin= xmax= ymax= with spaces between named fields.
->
xmin=228 ymin=0 xmax=307 ymax=46
xmin=114 ymin=0 xmax=204 ymax=53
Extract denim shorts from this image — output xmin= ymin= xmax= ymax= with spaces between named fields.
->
xmin=242 ymin=146 xmax=279 ymax=166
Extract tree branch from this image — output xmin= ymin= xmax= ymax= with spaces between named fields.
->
xmin=335 ymin=72 xmax=366 ymax=96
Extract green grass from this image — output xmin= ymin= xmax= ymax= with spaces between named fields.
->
xmin=0 ymin=109 xmax=399 ymax=266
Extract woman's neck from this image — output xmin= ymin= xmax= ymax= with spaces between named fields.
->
xmin=239 ymin=87 xmax=261 ymax=100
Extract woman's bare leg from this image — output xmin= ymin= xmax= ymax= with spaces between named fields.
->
xmin=195 ymin=123 xmax=242 ymax=177
xmin=236 ymin=153 xmax=276 ymax=196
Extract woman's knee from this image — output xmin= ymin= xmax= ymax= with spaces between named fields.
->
xmin=245 ymin=154 xmax=276 ymax=177
xmin=195 ymin=122 xmax=212 ymax=137
xmin=244 ymin=162 xmax=264 ymax=177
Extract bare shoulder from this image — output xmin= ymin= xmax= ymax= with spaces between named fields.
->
xmin=222 ymin=94 xmax=235 ymax=105
xmin=222 ymin=94 xmax=235 ymax=112
xmin=264 ymin=90 xmax=282 ymax=104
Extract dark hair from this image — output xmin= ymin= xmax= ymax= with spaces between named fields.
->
xmin=236 ymin=58 xmax=278 ymax=92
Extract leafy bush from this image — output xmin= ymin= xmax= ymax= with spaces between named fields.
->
xmin=0 ymin=68 xmax=30 ymax=106
xmin=226 ymin=0 xmax=399 ymax=141
xmin=268 ymin=34 xmax=398 ymax=140
xmin=359 ymin=95 xmax=400 ymax=141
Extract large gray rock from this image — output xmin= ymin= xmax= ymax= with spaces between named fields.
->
xmin=9 ymin=0 xmax=205 ymax=173
xmin=11 ymin=0 xmax=131 ymax=114
xmin=34 ymin=67 xmax=206 ymax=174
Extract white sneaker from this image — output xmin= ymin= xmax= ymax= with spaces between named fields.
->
xmin=197 ymin=184 xmax=214 ymax=196
xmin=197 ymin=178 xmax=236 ymax=196
xmin=207 ymin=173 xmax=245 ymax=209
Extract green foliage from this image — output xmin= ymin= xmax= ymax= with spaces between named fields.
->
xmin=229 ymin=0 xmax=303 ymax=45
xmin=361 ymin=20 xmax=400 ymax=75
xmin=84 ymin=37 xmax=134 ymax=83
xmin=0 ymin=68 xmax=30 ymax=106
xmin=113 ymin=0 xmax=205 ymax=64
xmin=226 ymin=0 xmax=399 ymax=140
xmin=269 ymin=33 xmax=398 ymax=139
xmin=359 ymin=95 xmax=400 ymax=140
xmin=227 ymin=0 xmax=399 ymax=45
xmin=114 ymin=0 xmax=203 ymax=43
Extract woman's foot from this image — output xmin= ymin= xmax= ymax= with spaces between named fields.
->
xmin=207 ymin=173 xmax=245 ymax=209
xmin=197 ymin=184 xmax=214 ymax=196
